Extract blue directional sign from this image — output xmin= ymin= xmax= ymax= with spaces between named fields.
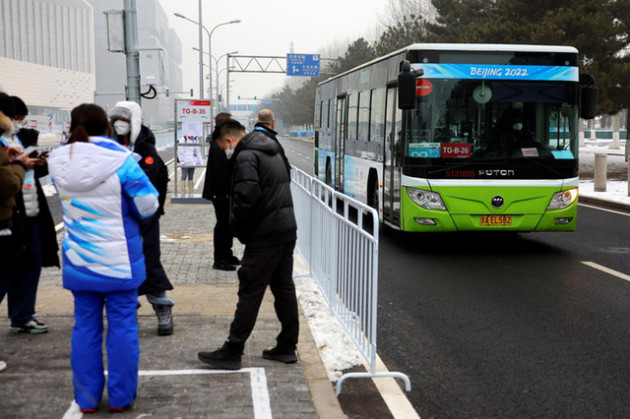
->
xmin=287 ymin=53 xmax=320 ymax=77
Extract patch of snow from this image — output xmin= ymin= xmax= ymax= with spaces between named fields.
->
xmin=579 ymin=180 xmax=630 ymax=206
xmin=294 ymin=275 xmax=364 ymax=382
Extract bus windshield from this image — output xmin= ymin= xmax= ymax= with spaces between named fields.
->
xmin=404 ymin=79 xmax=579 ymax=162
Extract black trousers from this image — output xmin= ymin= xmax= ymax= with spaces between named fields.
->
xmin=228 ymin=241 xmax=299 ymax=350
xmin=212 ymin=198 xmax=234 ymax=262
xmin=0 ymin=234 xmax=14 ymax=304
xmin=138 ymin=214 xmax=173 ymax=296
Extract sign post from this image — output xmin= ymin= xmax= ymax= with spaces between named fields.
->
xmin=173 ymin=99 xmax=211 ymax=203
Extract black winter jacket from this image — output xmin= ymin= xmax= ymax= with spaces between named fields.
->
xmin=13 ymin=129 xmax=59 ymax=267
xmin=202 ymin=139 xmax=230 ymax=201
xmin=230 ymin=131 xmax=296 ymax=248
xmin=132 ymin=126 xmax=169 ymax=215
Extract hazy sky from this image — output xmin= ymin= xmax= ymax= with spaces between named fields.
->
xmin=159 ymin=0 xmax=389 ymax=103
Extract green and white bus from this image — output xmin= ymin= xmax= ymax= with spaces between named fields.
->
xmin=314 ymin=44 xmax=597 ymax=232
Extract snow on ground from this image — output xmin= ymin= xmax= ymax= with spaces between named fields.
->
xmin=579 ymin=141 xmax=628 ymax=178
xmin=579 ymin=180 xmax=630 ymax=206
xmin=294 ymin=276 xmax=365 ymax=381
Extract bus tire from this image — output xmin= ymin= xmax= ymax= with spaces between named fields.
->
xmin=325 ymin=159 xmax=332 ymax=187
xmin=367 ymin=171 xmax=379 ymax=211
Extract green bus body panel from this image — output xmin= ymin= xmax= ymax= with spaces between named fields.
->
xmin=401 ymin=186 xmax=577 ymax=232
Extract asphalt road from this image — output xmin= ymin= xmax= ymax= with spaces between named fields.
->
xmin=279 ymin=136 xmax=630 ymax=418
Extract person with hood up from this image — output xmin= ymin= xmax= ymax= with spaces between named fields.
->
xmin=197 ymin=119 xmax=299 ymax=370
xmin=0 ymin=92 xmax=42 ymax=372
xmin=3 ymin=95 xmax=59 ymax=335
xmin=109 ymin=101 xmax=174 ymax=336
xmin=177 ymin=124 xmax=205 ymax=196
xmin=48 ymin=103 xmax=159 ymax=413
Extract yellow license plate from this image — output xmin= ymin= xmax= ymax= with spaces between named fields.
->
xmin=480 ymin=215 xmax=512 ymax=226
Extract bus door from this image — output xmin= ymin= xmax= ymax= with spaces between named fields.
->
xmin=334 ymin=95 xmax=346 ymax=190
xmin=384 ymin=87 xmax=398 ymax=223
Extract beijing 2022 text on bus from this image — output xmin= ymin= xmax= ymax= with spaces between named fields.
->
xmin=314 ymin=44 xmax=598 ymax=232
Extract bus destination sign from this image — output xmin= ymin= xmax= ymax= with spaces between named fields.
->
xmin=413 ymin=63 xmax=579 ymax=82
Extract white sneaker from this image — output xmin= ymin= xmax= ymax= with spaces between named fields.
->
xmin=0 ymin=360 xmax=6 ymax=372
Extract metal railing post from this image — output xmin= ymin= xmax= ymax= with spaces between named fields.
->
xmin=290 ymin=166 xmax=410 ymax=395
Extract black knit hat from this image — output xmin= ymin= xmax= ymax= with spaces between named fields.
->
xmin=10 ymin=96 xmax=28 ymax=117
xmin=0 ymin=92 xmax=16 ymax=119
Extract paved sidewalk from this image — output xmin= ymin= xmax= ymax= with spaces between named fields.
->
xmin=0 ymin=203 xmax=343 ymax=418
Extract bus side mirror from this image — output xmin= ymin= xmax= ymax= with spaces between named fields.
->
xmin=579 ymin=74 xmax=598 ymax=120
xmin=398 ymin=60 xmax=423 ymax=110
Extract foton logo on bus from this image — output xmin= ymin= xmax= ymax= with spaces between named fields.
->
xmin=478 ymin=169 xmax=516 ymax=177
xmin=415 ymin=79 xmax=433 ymax=96
xmin=440 ymin=143 xmax=471 ymax=158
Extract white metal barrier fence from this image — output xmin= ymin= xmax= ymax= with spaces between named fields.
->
xmin=290 ymin=166 xmax=411 ymax=394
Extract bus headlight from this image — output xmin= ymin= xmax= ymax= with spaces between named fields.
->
xmin=547 ymin=188 xmax=578 ymax=210
xmin=407 ymin=188 xmax=446 ymax=210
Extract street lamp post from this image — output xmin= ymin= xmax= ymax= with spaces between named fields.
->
xmin=216 ymin=67 xmax=236 ymax=111
xmin=174 ymin=13 xmax=240 ymax=128
xmin=207 ymin=20 xmax=240 ymax=129
xmin=193 ymin=48 xmax=237 ymax=113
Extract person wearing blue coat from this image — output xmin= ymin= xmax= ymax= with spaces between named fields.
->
xmin=48 ymin=104 xmax=159 ymax=414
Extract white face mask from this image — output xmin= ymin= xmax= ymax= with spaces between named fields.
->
xmin=512 ymin=122 xmax=523 ymax=131
xmin=225 ymin=147 xmax=234 ymax=160
xmin=113 ymin=120 xmax=131 ymax=136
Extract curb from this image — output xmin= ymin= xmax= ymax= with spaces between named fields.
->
xmin=579 ymin=195 xmax=630 ymax=212
xmin=297 ymin=305 xmax=345 ymax=419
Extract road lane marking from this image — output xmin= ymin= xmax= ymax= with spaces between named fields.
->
xmin=363 ymin=355 xmax=420 ymax=419
xmin=582 ymin=261 xmax=630 ymax=282
xmin=578 ymin=203 xmax=630 ymax=217
xmin=55 ymin=222 xmax=63 ymax=232
xmin=165 ymin=158 xmax=176 ymax=179
xmin=194 ymin=168 xmax=206 ymax=190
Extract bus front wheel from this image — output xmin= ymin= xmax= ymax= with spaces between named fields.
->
xmin=367 ymin=173 xmax=379 ymax=211
xmin=325 ymin=160 xmax=332 ymax=187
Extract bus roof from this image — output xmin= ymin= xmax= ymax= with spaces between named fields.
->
xmin=319 ymin=43 xmax=579 ymax=85
xmin=406 ymin=43 xmax=578 ymax=54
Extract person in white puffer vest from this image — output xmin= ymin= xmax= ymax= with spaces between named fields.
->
xmin=177 ymin=126 xmax=204 ymax=196
xmin=48 ymin=104 xmax=158 ymax=414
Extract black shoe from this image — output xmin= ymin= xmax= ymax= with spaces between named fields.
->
xmin=263 ymin=345 xmax=298 ymax=364
xmin=227 ymin=255 xmax=241 ymax=265
xmin=198 ymin=343 xmax=242 ymax=370
xmin=213 ymin=260 xmax=237 ymax=271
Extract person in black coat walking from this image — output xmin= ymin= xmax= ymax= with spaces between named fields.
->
xmin=109 ymin=101 xmax=174 ymax=336
xmin=198 ymin=119 xmax=299 ymax=370
xmin=202 ymin=112 xmax=239 ymax=271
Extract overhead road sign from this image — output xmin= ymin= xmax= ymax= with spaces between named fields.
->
xmin=286 ymin=54 xmax=320 ymax=77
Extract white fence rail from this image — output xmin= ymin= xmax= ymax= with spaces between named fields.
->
xmin=290 ymin=166 xmax=411 ymax=394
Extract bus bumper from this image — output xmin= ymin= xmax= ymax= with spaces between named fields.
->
xmin=401 ymin=186 xmax=578 ymax=232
